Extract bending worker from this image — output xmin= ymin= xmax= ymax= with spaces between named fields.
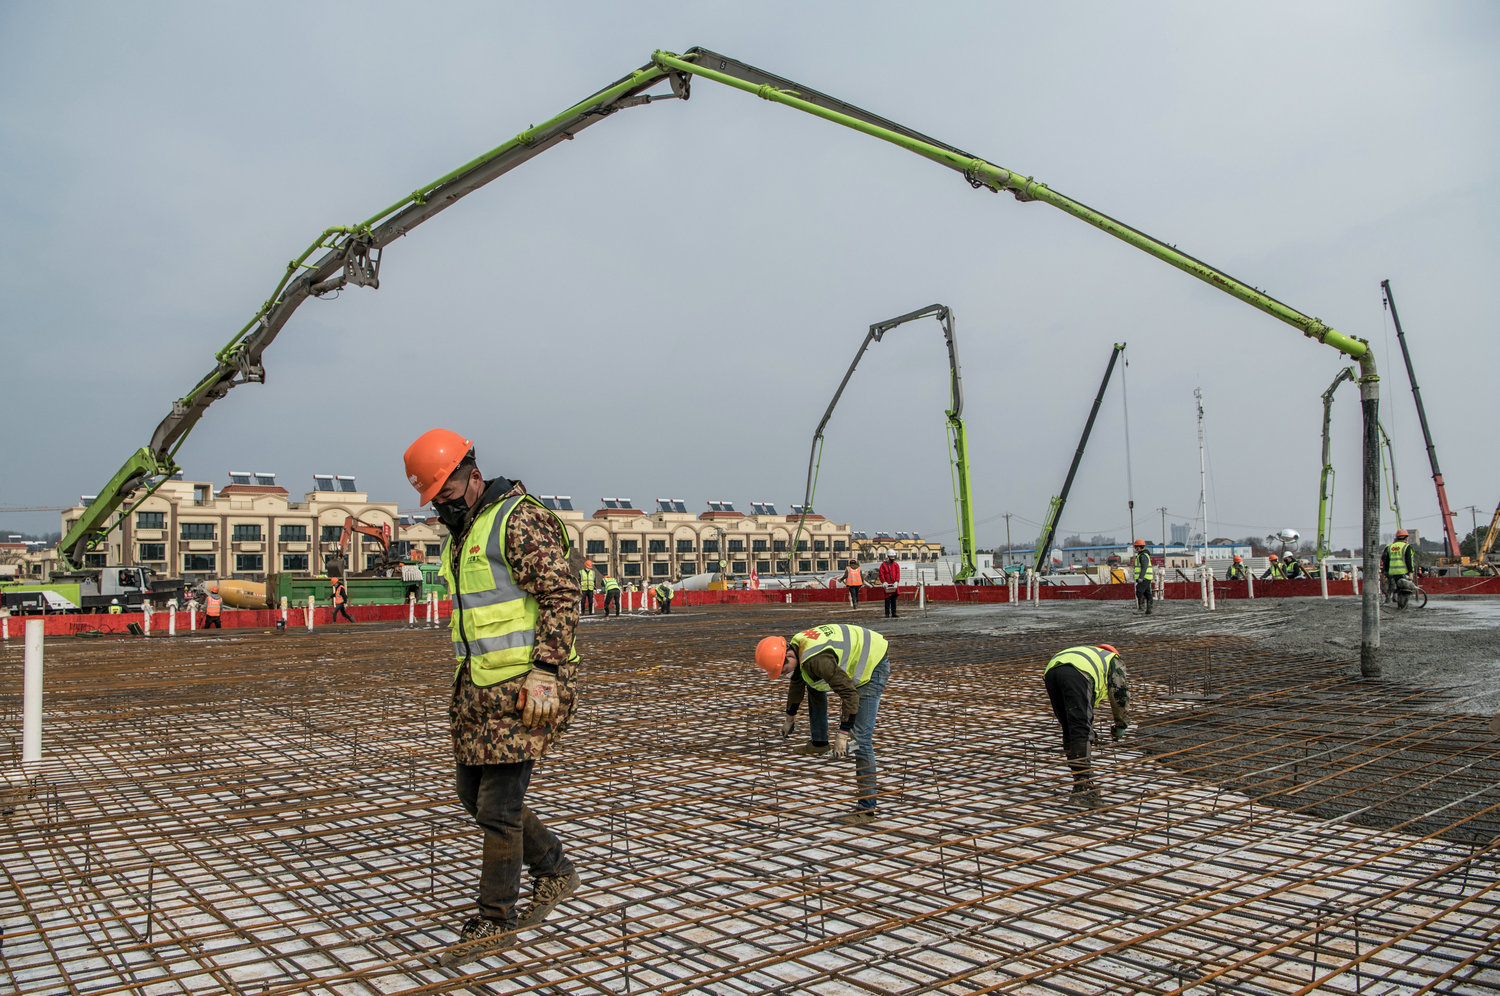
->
xmin=654 ymin=581 xmax=674 ymax=614
xmin=1381 ymin=528 xmax=1414 ymax=603
xmin=1131 ymin=540 xmax=1153 ymax=614
xmin=1043 ymin=644 xmax=1132 ymax=810
xmin=601 ymin=573 xmax=621 ymax=617
xmin=755 ymin=623 xmax=891 ymax=824
xmin=403 ymin=428 xmax=581 ymax=967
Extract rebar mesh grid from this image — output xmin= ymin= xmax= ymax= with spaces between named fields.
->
xmin=2 ymin=605 xmax=1497 ymax=995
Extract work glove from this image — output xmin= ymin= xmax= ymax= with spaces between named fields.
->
xmin=831 ymin=729 xmax=851 ymax=759
xmin=1112 ymin=724 xmax=1128 ymax=743
xmin=518 ymin=669 xmax=559 ymax=727
xmin=780 ymin=715 xmax=796 ymax=738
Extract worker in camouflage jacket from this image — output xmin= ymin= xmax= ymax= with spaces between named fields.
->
xmin=404 ymin=428 xmax=582 ymax=966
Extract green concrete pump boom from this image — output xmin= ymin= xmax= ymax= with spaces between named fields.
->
xmin=789 ymin=304 xmax=977 ymax=582
xmin=60 ymin=45 xmax=1384 ymax=675
xmin=1033 ymin=342 xmax=1126 ymax=573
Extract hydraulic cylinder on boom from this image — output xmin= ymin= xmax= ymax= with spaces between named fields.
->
xmin=1033 ymin=343 xmax=1126 ymax=573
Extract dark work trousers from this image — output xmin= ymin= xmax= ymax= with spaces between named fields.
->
xmin=884 ymin=589 xmax=898 ymax=617
xmin=332 ymin=602 xmax=354 ymax=623
xmin=603 ymin=590 xmax=620 ymax=616
xmin=847 ymin=585 xmax=861 ymax=607
xmin=455 ymin=761 xmax=572 ymax=923
xmin=659 ymin=599 xmax=671 ymax=614
xmin=1044 ymin=664 xmax=1096 ymax=756
xmin=580 ymin=591 xmax=594 ymax=615
xmin=204 ymin=614 xmax=222 ymax=629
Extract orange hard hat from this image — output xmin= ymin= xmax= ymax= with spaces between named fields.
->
xmin=755 ymin=636 xmax=788 ymax=678
xmin=1395 ymin=529 xmax=1409 ymax=538
xmin=584 ymin=559 xmax=593 ymax=569
xmin=404 ymin=428 xmax=474 ymax=504
xmin=1133 ymin=539 xmax=1146 ymax=547
xmin=209 ymin=584 xmax=218 ymax=594
xmin=1233 ymin=555 xmax=1242 ymax=562
xmin=1269 ymin=554 xmax=1278 ymax=560
xmin=1097 ymin=644 xmax=1118 ymax=656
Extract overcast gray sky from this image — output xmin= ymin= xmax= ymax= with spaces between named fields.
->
xmin=2 ymin=2 xmax=1496 ymax=555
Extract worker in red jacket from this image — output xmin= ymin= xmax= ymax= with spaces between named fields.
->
xmin=877 ymin=550 xmax=901 ymax=618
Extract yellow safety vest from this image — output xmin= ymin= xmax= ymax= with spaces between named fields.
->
xmin=1267 ymin=561 xmax=1286 ymax=580
xmin=1386 ymin=541 xmax=1410 ymax=577
xmin=579 ymin=569 xmax=594 ymax=591
xmin=602 ymin=575 xmax=620 ymax=593
xmin=439 ymin=493 xmax=577 ymax=688
xmin=655 ymin=583 xmax=672 ymax=601
xmin=1044 ymin=645 xmax=1113 ymax=707
xmin=792 ymin=624 xmax=887 ymax=691
xmin=1133 ymin=549 xmax=1153 ymax=582
xmin=108 ymin=604 xmax=122 ymax=614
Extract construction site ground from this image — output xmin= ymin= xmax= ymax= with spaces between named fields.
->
xmin=3 ymin=595 xmax=1498 ymax=995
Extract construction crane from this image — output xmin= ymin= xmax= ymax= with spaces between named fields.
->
xmin=1477 ymin=501 xmax=1500 ymax=574
xmin=1381 ymin=279 xmax=1461 ymax=559
xmin=789 ymin=304 xmax=977 ymax=582
xmin=1315 ymin=367 xmax=1401 ymax=561
xmin=1033 ymin=343 xmax=1126 ymax=573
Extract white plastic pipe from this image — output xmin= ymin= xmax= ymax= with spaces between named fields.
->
xmin=1208 ymin=566 xmax=1216 ymax=610
xmin=2 ymin=611 xmax=8 ymax=641
xmin=306 ymin=595 xmax=315 ymax=632
xmin=918 ymin=579 xmax=926 ymax=610
xmin=167 ymin=599 xmax=178 ymax=637
xmin=1353 ymin=567 xmax=1360 ymax=596
xmin=1199 ymin=567 xmax=1208 ymax=607
xmin=142 ymin=602 xmax=152 ymax=637
xmin=23 ymin=618 xmax=43 ymax=764
xmin=428 ymin=592 xmax=436 ymax=626
xmin=1320 ymin=558 xmax=1330 ymax=599
xmin=1247 ymin=571 xmax=1255 ymax=600
xmin=280 ymin=596 xmax=289 ymax=625
xmin=407 ymin=593 xmax=416 ymax=626
xmin=189 ymin=599 xmax=198 ymax=630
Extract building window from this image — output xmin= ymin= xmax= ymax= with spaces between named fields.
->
xmin=756 ymin=560 xmax=770 ymax=574
xmin=138 ymin=543 xmax=166 ymax=561
xmin=183 ymin=553 xmax=216 ymax=572
xmin=833 ymin=540 xmax=847 ymax=551
xmin=701 ymin=539 xmax=718 ymax=553
xmin=366 ymin=553 xmax=385 ymax=570
xmin=752 ymin=539 xmax=768 ymax=552
xmin=235 ymin=554 xmax=263 ymax=573
xmin=728 ymin=539 xmax=744 ymax=553
xmin=773 ymin=540 xmax=787 ymax=552
xmin=796 ymin=540 xmax=808 ymax=551
xmin=775 ymin=560 xmax=788 ymax=573
xmin=816 ymin=560 xmax=828 ymax=571
xmin=425 ymin=543 xmax=442 ymax=557
xmin=731 ymin=561 xmax=747 ymax=574
xmin=137 ymin=511 xmax=165 ymax=529
xmin=676 ymin=539 xmax=694 ymax=553
xmin=282 ymin=554 xmax=309 ymax=572
xmin=180 ymin=522 xmax=216 ymax=540
xmin=652 ymin=562 xmax=669 ymax=577
xmin=648 ymin=539 xmax=667 ymax=553
xmin=680 ymin=561 xmax=696 ymax=575
xmin=618 ymin=539 xmax=639 ymax=554
xmin=232 ymin=524 xmax=262 ymax=542
xmin=797 ymin=560 xmax=811 ymax=572
xmin=84 ymin=553 xmax=108 ymax=568
xmin=321 ymin=525 xmax=343 ymax=542
xmin=814 ymin=540 xmax=826 ymax=551
xmin=279 ymin=524 xmax=308 ymax=542
xmin=586 ymin=539 xmax=608 ymax=555
xmin=623 ymin=563 xmax=641 ymax=577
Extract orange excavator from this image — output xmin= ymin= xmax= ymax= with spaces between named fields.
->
xmin=331 ymin=516 xmax=393 ymax=577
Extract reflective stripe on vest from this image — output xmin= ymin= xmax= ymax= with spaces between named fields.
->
xmin=1269 ymin=562 xmax=1286 ymax=579
xmin=655 ymin=584 xmax=671 ymax=600
xmin=792 ymin=623 xmax=887 ymax=691
xmin=1044 ymin=645 xmax=1110 ymax=706
xmin=1387 ymin=542 xmax=1410 ymax=577
xmin=438 ymin=494 xmax=577 ymax=688
xmin=845 ymin=565 xmax=863 ymax=586
xmin=603 ymin=576 xmax=620 ymax=593
xmin=206 ymin=594 xmax=222 ymax=615
xmin=580 ymin=570 xmax=594 ymax=591
xmin=1134 ymin=550 xmax=1153 ymax=581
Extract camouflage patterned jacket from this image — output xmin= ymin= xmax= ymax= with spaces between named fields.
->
xmin=447 ymin=479 xmax=581 ymax=765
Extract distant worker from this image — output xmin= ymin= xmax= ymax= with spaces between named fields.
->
xmin=756 ymin=623 xmax=891 ymax=824
xmin=331 ymin=577 xmax=355 ymax=623
xmin=878 ymin=550 xmax=901 ymax=618
xmin=1131 ymin=540 xmax=1154 ymax=614
xmin=1043 ymin=644 xmax=1132 ymax=810
xmin=1283 ymin=553 xmax=1305 ymax=580
xmin=403 ymin=428 xmax=581 ymax=967
xmin=108 ymin=598 xmax=122 ymax=614
xmin=843 ymin=558 xmax=865 ymax=608
xmin=578 ymin=560 xmax=595 ymax=616
xmin=1225 ymin=555 xmax=1248 ymax=582
xmin=1260 ymin=553 xmax=1286 ymax=581
xmin=654 ymin=581 xmax=674 ymax=614
xmin=1381 ymin=529 xmax=1414 ymax=603
xmin=601 ymin=573 xmax=621 ymax=617
xmin=204 ymin=585 xmax=223 ymax=629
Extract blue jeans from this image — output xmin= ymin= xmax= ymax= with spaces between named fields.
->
xmin=805 ymin=656 xmax=889 ymax=811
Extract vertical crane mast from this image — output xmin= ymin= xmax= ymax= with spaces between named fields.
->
xmin=1381 ymin=279 xmax=1461 ymax=558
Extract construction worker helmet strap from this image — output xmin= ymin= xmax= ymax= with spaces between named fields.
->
xmin=404 ymin=428 xmax=475 ymax=505
xmin=755 ymin=636 xmax=787 ymax=678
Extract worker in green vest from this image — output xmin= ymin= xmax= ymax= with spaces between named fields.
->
xmin=107 ymin=598 xmax=122 ymax=614
xmin=1282 ymin=553 xmax=1306 ymax=580
xmin=654 ymin=581 xmax=674 ymax=614
xmin=1225 ymin=555 xmax=1247 ymax=581
xmin=601 ymin=573 xmax=621 ymax=617
xmin=1261 ymin=553 xmax=1286 ymax=581
xmin=1381 ymin=529 xmax=1414 ymax=603
xmin=1043 ymin=644 xmax=1132 ymax=810
xmin=755 ymin=623 xmax=891 ymax=824
xmin=404 ymin=428 xmax=581 ymax=967
xmin=1131 ymin=540 xmax=1154 ymax=614
xmin=578 ymin=559 xmax=595 ymax=616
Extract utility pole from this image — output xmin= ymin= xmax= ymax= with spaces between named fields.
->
xmin=1464 ymin=505 xmax=1479 ymax=560
xmin=1003 ymin=513 xmax=1012 ymax=569
xmin=1157 ymin=507 xmax=1168 ymax=557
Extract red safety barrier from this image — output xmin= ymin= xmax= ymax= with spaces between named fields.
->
xmin=11 ymin=600 xmax=453 ymax=638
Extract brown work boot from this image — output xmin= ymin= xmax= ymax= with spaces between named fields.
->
xmin=515 ymin=868 xmax=580 ymax=928
xmin=793 ymin=741 xmax=831 ymax=756
xmin=835 ymin=808 xmax=877 ymax=825
xmin=438 ymin=915 xmax=517 ymax=968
